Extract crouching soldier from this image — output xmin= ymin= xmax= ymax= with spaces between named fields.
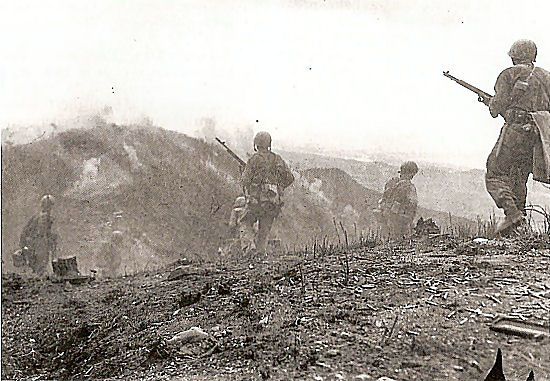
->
xmin=239 ymin=132 xmax=294 ymax=256
xmin=375 ymin=161 xmax=419 ymax=240
xmin=18 ymin=195 xmax=58 ymax=275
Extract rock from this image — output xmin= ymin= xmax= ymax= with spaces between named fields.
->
xmin=355 ymin=375 xmax=372 ymax=380
xmin=177 ymin=290 xmax=201 ymax=308
xmin=166 ymin=327 xmax=209 ymax=346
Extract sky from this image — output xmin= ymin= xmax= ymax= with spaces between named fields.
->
xmin=1 ymin=0 xmax=549 ymax=169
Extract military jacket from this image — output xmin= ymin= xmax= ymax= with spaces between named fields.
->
xmin=489 ymin=63 xmax=550 ymax=118
xmin=380 ymin=177 xmax=417 ymax=219
xmin=241 ymin=150 xmax=294 ymax=203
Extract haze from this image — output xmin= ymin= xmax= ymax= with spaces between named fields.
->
xmin=1 ymin=0 xmax=549 ymax=169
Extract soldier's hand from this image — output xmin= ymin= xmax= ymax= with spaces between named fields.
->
xmin=478 ymin=95 xmax=490 ymax=106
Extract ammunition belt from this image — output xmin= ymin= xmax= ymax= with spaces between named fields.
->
xmin=505 ymin=108 xmax=532 ymax=125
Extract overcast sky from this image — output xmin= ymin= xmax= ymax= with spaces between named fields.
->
xmin=1 ymin=0 xmax=549 ymax=169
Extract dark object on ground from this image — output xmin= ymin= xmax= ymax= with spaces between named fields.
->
xmin=484 ymin=348 xmax=535 ymax=381
xmin=12 ymin=249 xmax=27 ymax=268
xmin=414 ymin=217 xmax=440 ymax=236
xmin=52 ymin=256 xmax=80 ymax=277
xmin=178 ymin=290 xmax=201 ymax=308
xmin=51 ymin=257 xmax=94 ymax=284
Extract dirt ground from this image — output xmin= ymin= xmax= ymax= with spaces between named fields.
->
xmin=2 ymin=234 xmax=550 ymax=381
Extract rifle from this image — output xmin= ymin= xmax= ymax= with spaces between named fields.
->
xmin=443 ymin=71 xmax=493 ymax=106
xmin=215 ymin=137 xmax=246 ymax=169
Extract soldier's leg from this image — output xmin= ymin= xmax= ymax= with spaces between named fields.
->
xmin=393 ymin=218 xmax=410 ymax=240
xmin=510 ymin=131 xmax=536 ymax=214
xmin=510 ymin=164 xmax=531 ymax=214
xmin=485 ymin=131 xmax=522 ymax=219
xmin=238 ymin=208 xmax=258 ymax=254
xmin=256 ymin=213 xmax=276 ymax=253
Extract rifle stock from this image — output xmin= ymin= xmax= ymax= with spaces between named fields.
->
xmin=443 ymin=71 xmax=493 ymax=106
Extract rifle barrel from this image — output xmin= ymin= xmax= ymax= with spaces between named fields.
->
xmin=214 ymin=137 xmax=246 ymax=168
xmin=442 ymin=71 xmax=492 ymax=100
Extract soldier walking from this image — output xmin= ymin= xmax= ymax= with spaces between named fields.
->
xmin=375 ymin=161 xmax=419 ymax=240
xmin=239 ymin=132 xmax=294 ymax=257
xmin=19 ymin=195 xmax=58 ymax=275
xmin=485 ymin=40 xmax=550 ymax=235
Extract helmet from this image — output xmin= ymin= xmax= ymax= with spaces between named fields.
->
xmin=40 ymin=195 xmax=55 ymax=212
xmin=111 ymin=231 xmax=124 ymax=243
xmin=508 ymin=39 xmax=537 ymax=62
xmin=399 ymin=161 xmax=419 ymax=175
xmin=254 ymin=131 xmax=272 ymax=150
xmin=233 ymin=196 xmax=246 ymax=208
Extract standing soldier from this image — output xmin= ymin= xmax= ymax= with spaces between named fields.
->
xmin=19 ymin=195 xmax=58 ymax=275
xmin=375 ymin=161 xmax=419 ymax=240
xmin=239 ymin=131 xmax=294 ymax=257
xmin=97 ymin=230 xmax=123 ymax=278
xmin=485 ymin=39 xmax=550 ymax=235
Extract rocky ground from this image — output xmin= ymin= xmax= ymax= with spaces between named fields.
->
xmin=2 ymin=234 xmax=550 ymax=381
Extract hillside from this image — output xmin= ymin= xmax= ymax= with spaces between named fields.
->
xmin=282 ymin=150 xmax=550 ymax=222
xmin=0 ymin=124 xmax=346 ymax=275
xmin=2 ymin=235 xmax=549 ymax=380
xmin=2 ymin=123 xmax=476 ymax=276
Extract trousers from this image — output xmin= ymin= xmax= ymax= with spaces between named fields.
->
xmin=238 ymin=201 xmax=280 ymax=254
xmin=485 ymin=123 xmax=537 ymax=216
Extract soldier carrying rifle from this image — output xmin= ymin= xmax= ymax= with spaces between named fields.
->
xmin=445 ymin=39 xmax=550 ymax=235
xmin=216 ymin=133 xmax=294 ymax=258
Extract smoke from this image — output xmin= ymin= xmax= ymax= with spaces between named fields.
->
xmin=123 ymin=142 xmax=142 ymax=171
xmin=194 ymin=117 xmax=255 ymax=158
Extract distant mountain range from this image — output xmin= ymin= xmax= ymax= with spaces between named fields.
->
xmin=281 ymin=149 xmax=549 ymax=222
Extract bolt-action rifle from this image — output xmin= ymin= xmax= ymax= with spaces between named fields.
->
xmin=443 ymin=71 xmax=493 ymax=106
xmin=215 ymin=137 xmax=246 ymax=170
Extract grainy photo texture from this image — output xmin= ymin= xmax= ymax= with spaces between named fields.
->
xmin=1 ymin=1 xmax=549 ymax=380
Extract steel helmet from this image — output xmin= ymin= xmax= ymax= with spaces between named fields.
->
xmin=508 ymin=39 xmax=537 ymax=62
xmin=40 ymin=195 xmax=55 ymax=212
xmin=399 ymin=161 xmax=419 ymax=175
xmin=254 ymin=131 xmax=272 ymax=150
xmin=111 ymin=230 xmax=124 ymax=243
xmin=233 ymin=196 xmax=246 ymax=208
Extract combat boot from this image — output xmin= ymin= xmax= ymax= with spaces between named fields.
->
xmin=495 ymin=209 xmax=525 ymax=236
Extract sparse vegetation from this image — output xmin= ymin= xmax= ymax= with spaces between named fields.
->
xmin=2 ymin=124 xmax=549 ymax=380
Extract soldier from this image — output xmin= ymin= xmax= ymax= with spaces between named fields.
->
xmin=485 ymin=39 xmax=550 ymax=235
xmin=97 ymin=230 xmax=123 ymax=278
xmin=228 ymin=195 xmax=246 ymax=238
xmin=375 ymin=161 xmax=419 ymax=240
xmin=19 ymin=195 xmax=58 ymax=275
xmin=239 ymin=131 xmax=295 ymax=256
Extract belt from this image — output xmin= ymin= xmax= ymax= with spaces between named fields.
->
xmin=505 ymin=108 xmax=533 ymax=125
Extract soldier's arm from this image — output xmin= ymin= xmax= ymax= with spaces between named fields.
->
xmin=19 ymin=217 xmax=37 ymax=248
xmin=403 ymin=185 xmax=418 ymax=219
xmin=276 ymin=156 xmax=295 ymax=189
xmin=489 ymin=69 xmax=513 ymax=118
xmin=240 ymin=157 xmax=255 ymax=188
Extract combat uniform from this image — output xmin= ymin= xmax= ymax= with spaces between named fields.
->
xmin=97 ymin=231 xmax=123 ymax=278
xmin=485 ymin=41 xmax=550 ymax=230
xmin=228 ymin=196 xmax=246 ymax=238
xmin=378 ymin=175 xmax=418 ymax=239
xmin=239 ymin=135 xmax=294 ymax=255
xmin=19 ymin=195 xmax=57 ymax=275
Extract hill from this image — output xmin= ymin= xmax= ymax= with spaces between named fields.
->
xmin=2 ymin=123 xmax=471 ymax=275
xmin=282 ymin=150 xmax=550 ymax=222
